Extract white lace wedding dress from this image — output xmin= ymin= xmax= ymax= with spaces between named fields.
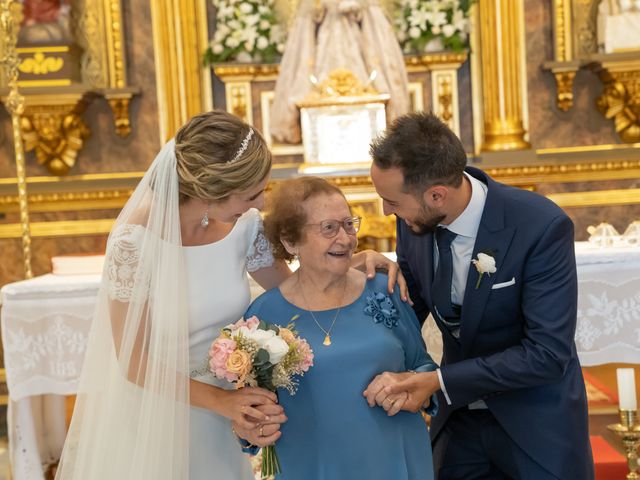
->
xmin=107 ymin=208 xmax=273 ymax=479
xmin=185 ymin=208 xmax=274 ymax=479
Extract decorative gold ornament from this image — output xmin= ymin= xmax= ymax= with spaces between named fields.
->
xmin=297 ymin=69 xmax=389 ymax=108
xmin=107 ymin=97 xmax=132 ymax=137
xmin=21 ymin=103 xmax=91 ymax=175
xmin=591 ymin=56 xmax=640 ymax=143
xmin=18 ymin=52 xmax=64 ymax=75
xmin=554 ymin=70 xmax=577 ymax=111
xmin=1 ymin=0 xmax=33 ymax=278
xmin=226 ymin=82 xmax=251 ymax=123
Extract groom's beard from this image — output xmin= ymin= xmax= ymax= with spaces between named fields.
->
xmin=406 ymin=204 xmax=446 ymax=236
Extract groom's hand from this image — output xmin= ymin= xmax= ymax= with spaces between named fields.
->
xmin=363 ymin=371 xmax=414 ymax=415
xmin=384 ymin=371 xmax=440 ymax=413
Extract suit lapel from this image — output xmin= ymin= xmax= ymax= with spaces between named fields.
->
xmin=459 ymin=168 xmax=515 ymax=356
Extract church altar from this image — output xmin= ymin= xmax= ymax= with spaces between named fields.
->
xmin=1 ymin=243 xmax=640 ymax=478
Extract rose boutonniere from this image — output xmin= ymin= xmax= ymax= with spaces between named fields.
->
xmin=471 ymin=252 xmax=497 ymax=289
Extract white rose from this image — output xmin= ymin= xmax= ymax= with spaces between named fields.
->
xmin=225 ymin=36 xmax=240 ymax=48
xmin=259 ymin=19 xmax=270 ymax=29
xmin=442 ymin=24 xmax=456 ymax=38
xmin=409 ymin=26 xmax=421 ymax=39
xmin=235 ymin=51 xmax=253 ymax=62
xmin=245 ymin=14 xmax=260 ymax=26
xmin=263 ymin=336 xmax=289 ymax=364
xmin=277 ymin=43 xmax=285 ymax=53
xmin=473 ymin=253 xmax=497 ymax=274
xmin=239 ymin=3 xmax=253 ymax=14
xmin=245 ymin=327 xmax=276 ymax=346
xmin=256 ymin=36 xmax=269 ymax=50
xmin=212 ymin=44 xmax=224 ymax=54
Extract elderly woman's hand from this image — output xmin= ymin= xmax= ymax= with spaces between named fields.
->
xmin=351 ymin=250 xmax=412 ymax=303
xmin=363 ymin=371 xmax=415 ymax=416
xmin=232 ymin=403 xmax=287 ymax=447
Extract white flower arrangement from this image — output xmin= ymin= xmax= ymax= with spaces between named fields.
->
xmin=204 ymin=0 xmax=286 ymax=64
xmin=394 ymin=0 xmax=474 ymax=54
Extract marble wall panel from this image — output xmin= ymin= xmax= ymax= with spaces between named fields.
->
xmin=524 ymin=0 xmax=618 ymax=149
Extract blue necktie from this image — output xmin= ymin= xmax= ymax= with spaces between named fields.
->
xmin=431 ymin=227 xmax=459 ymax=322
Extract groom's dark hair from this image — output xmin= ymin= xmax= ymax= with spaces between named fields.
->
xmin=370 ymin=111 xmax=467 ymax=194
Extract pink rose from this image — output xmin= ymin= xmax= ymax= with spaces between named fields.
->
xmin=245 ymin=316 xmax=260 ymax=330
xmin=209 ymin=338 xmax=238 ymax=382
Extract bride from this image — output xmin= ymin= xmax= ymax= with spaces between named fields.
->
xmin=55 ymin=110 xmax=405 ymax=479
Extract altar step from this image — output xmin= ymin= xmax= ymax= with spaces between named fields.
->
xmin=591 ymin=436 xmax=627 ymax=480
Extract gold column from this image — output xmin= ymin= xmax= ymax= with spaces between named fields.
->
xmin=478 ymin=0 xmax=530 ymax=151
xmin=1 ymin=0 xmax=32 ymax=278
xmin=150 ymin=0 xmax=212 ymax=142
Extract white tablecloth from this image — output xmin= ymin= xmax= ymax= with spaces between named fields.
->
xmin=1 ymin=274 xmax=101 ymax=480
xmin=1 ymin=245 xmax=639 ymax=477
xmin=574 ymin=242 xmax=640 ymax=365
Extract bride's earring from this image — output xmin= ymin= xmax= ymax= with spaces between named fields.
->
xmin=200 ymin=206 xmax=209 ymax=228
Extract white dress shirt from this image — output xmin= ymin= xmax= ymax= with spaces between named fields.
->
xmin=435 ymin=172 xmax=488 ymax=407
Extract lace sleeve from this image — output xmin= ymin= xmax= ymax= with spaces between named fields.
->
xmin=246 ymin=215 xmax=275 ymax=273
xmin=106 ymin=224 xmax=149 ymax=302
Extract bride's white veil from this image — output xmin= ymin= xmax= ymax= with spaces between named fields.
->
xmin=55 ymin=139 xmax=190 ymax=479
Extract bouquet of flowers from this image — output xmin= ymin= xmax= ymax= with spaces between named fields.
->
xmin=209 ymin=315 xmax=314 ymax=477
xmin=204 ymin=0 xmax=286 ymax=64
xmin=394 ymin=0 xmax=474 ymax=54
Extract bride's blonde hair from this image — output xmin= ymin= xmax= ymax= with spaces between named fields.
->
xmin=175 ymin=110 xmax=272 ymax=203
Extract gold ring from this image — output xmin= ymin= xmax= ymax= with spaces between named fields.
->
xmin=259 ymin=425 xmax=264 ymax=437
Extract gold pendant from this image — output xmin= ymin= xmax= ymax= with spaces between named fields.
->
xmin=323 ymin=335 xmax=331 ymax=346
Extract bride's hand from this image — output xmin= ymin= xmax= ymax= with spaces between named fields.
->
xmin=232 ymin=418 xmax=282 ymax=448
xmin=232 ymin=403 xmax=287 ymax=447
xmin=216 ymin=387 xmax=279 ymax=429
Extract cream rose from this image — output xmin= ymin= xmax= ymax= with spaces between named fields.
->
xmin=226 ymin=350 xmax=252 ymax=377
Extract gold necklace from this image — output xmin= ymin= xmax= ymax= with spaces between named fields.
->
xmin=298 ymin=276 xmax=346 ymax=347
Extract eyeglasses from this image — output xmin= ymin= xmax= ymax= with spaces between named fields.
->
xmin=305 ymin=216 xmax=362 ymax=238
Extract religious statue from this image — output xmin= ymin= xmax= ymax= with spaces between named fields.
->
xmin=270 ymin=0 xmax=410 ymax=144
xmin=18 ymin=0 xmax=72 ymax=45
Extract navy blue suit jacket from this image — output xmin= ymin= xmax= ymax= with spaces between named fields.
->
xmin=396 ymin=167 xmax=593 ymax=479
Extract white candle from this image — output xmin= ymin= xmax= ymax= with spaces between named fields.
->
xmin=617 ymin=368 xmax=638 ymax=411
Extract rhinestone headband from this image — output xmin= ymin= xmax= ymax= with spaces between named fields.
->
xmin=228 ymin=128 xmax=254 ymax=164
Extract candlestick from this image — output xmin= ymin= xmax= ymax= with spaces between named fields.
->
xmin=608 ymin=410 xmax=640 ymax=480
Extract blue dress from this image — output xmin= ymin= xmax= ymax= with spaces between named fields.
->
xmin=244 ymin=273 xmax=437 ymax=480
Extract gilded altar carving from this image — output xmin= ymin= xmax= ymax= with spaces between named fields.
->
xmin=594 ymin=63 xmax=640 ymax=143
xmin=554 ymin=70 xmax=577 ymax=112
xmin=545 ymin=0 xmax=640 ymax=143
xmin=21 ymin=102 xmax=90 ymax=175
xmin=1 ymin=0 xmax=137 ymax=177
xmin=18 ymin=51 xmax=63 ymax=75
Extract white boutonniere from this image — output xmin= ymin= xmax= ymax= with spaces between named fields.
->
xmin=471 ymin=252 xmax=497 ymax=289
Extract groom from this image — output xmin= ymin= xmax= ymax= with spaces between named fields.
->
xmin=366 ymin=112 xmax=594 ymax=479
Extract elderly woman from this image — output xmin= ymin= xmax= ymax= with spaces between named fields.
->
xmin=241 ymin=176 xmax=437 ymax=479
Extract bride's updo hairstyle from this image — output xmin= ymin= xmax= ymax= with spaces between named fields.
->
xmin=174 ymin=110 xmax=272 ymax=203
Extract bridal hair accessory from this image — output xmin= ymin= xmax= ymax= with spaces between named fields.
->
xmin=228 ymin=128 xmax=254 ymax=164
xmin=201 ymin=206 xmax=209 ymax=228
